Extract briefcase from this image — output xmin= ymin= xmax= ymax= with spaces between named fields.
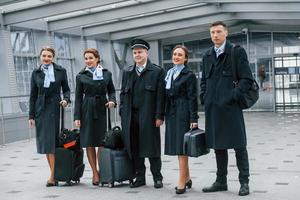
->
xmin=183 ymin=128 xmax=210 ymax=157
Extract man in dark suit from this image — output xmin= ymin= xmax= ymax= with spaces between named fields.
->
xmin=120 ymin=39 xmax=165 ymax=188
xmin=200 ymin=21 xmax=253 ymax=196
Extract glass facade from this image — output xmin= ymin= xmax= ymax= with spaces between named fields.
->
xmin=11 ymin=30 xmax=37 ymax=96
xmin=54 ymin=34 xmax=75 ymax=91
xmin=162 ymin=32 xmax=300 ymax=111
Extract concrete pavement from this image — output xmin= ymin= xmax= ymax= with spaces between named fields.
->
xmin=0 ymin=112 xmax=300 ymax=200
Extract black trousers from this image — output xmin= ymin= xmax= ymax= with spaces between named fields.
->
xmin=215 ymin=148 xmax=249 ymax=184
xmin=130 ymin=110 xmax=163 ymax=182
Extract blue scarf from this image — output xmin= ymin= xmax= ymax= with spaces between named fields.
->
xmin=165 ymin=64 xmax=185 ymax=89
xmin=85 ymin=65 xmax=103 ymax=80
xmin=41 ymin=63 xmax=55 ymax=88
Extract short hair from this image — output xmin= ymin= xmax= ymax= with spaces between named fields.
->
xmin=210 ymin=21 xmax=228 ymax=29
xmin=172 ymin=45 xmax=189 ymax=64
xmin=83 ymin=48 xmax=101 ymax=64
xmin=40 ymin=46 xmax=55 ymax=57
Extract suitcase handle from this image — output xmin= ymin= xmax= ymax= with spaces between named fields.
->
xmin=60 ymin=106 xmax=65 ymax=132
xmin=107 ymin=108 xmax=112 ymax=131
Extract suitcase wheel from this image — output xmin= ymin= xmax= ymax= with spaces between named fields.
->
xmin=108 ymin=182 xmax=114 ymax=188
xmin=66 ymin=181 xmax=73 ymax=186
xmin=101 ymin=183 xmax=104 ymax=187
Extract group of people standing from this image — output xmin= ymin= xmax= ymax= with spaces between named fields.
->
xmin=29 ymin=21 xmax=252 ymax=196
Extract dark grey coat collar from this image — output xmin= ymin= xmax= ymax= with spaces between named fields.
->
xmin=207 ymin=41 xmax=233 ymax=56
xmin=128 ymin=59 xmax=155 ymax=72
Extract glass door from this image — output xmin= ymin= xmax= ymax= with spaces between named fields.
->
xmin=274 ymin=55 xmax=300 ymax=111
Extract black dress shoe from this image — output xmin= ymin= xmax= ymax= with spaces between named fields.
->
xmin=202 ymin=182 xmax=228 ymax=193
xmin=186 ymin=179 xmax=192 ymax=189
xmin=92 ymin=181 xmax=99 ymax=186
xmin=130 ymin=180 xmax=146 ymax=188
xmin=239 ymin=183 xmax=249 ymax=196
xmin=46 ymin=181 xmax=58 ymax=187
xmin=154 ymin=180 xmax=163 ymax=188
xmin=175 ymin=186 xmax=186 ymax=194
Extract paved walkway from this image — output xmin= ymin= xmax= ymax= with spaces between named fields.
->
xmin=0 ymin=112 xmax=300 ymax=200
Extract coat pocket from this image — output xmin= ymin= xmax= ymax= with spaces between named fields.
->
xmin=145 ymin=85 xmax=156 ymax=91
xmin=222 ymin=71 xmax=233 ymax=77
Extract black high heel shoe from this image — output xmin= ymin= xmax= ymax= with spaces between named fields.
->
xmin=92 ymin=181 xmax=99 ymax=186
xmin=175 ymin=186 xmax=186 ymax=194
xmin=186 ymin=179 xmax=192 ymax=189
xmin=46 ymin=180 xmax=58 ymax=187
xmin=92 ymin=173 xmax=100 ymax=186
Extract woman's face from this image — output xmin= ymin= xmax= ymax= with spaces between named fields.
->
xmin=84 ymin=53 xmax=99 ymax=67
xmin=172 ymin=48 xmax=187 ymax=65
xmin=40 ymin=50 xmax=54 ymax=65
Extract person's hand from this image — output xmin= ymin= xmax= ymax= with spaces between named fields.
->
xmin=74 ymin=120 xmax=81 ymax=128
xmin=28 ymin=119 xmax=35 ymax=128
xmin=190 ymin=123 xmax=198 ymax=129
xmin=105 ymin=101 xmax=115 ymax=108
xmin=155 ymin=119 xmax=164 ymax=127
xmin=60 ymin=100 xmax=68 ymax=107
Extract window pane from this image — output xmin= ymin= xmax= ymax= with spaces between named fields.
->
xmin=10 ymin=30 xmax=35 ymax=54
xmin=249 ymin=32 xmax=271 ymax=56
xmin=13 ymin=56 xmax=38 ymax=95
xmin=54 ymin=34 xmax=71 ymax=57
xmin=274 ymin=33 xmax=300 ymax=55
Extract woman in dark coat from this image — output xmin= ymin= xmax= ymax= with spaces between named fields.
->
xmin=164 ymin=45 xmax=199 ymax=194
xmin=74 ymin=48 xmax=116 ymax=186
xmin=29 ymin=47 xmax=70 ymax=187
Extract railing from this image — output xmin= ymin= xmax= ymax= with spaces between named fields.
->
xmin=0 ymin=89 xmax=121 ymax=146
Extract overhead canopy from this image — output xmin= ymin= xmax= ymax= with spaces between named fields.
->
xmin=1 ymin=0 xmax=300 ymax=42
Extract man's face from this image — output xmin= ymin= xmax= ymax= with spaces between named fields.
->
xmin=132 ymin=48 xmax=148 ymax=65
xmin=210 ymin=25 xmax=228 ymax=47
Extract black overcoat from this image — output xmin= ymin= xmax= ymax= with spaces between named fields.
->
xmin=164 ymin=66 xmax=199 ymax=155
xmin=29 ymin=63 xmax=70 ymax=154
xmin=119 ymin=60 xmax=165 ymax=158
xmin=74 ymin=68 xmax=116 ymax=147
xmin=200 ymin=42 xmax=253 ymax=149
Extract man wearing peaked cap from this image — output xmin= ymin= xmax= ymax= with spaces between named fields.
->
xmin=120 ymin=39 xmax=165 ymax=189
xmin=130 ymin=39 xmax=150 ymax=50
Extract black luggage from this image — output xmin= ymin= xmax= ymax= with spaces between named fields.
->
xmin=99 ymin=148 xmax=134 ymax=187
xmin=102 ymin=108 xmax=124 ymax=149
xmin=54 ymin=147 xmax=85 ymax=185
xmin=183 ymin=128 xmax=210 ymax=157
xmin=54 ymin=106 xmax=85 ymax=185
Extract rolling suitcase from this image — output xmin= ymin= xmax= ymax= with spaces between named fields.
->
xmin=99 ymin=108 xmax=134 ymax=187
xmin=183 ymin=128 xmax=210 ymax=157
xmin=54 ymin=147 xmax=85 ymax=185
xmin=99 ymin=148 xmax=134 ymax=187
xmin=54 ymin=106 xmax=85 ymax=185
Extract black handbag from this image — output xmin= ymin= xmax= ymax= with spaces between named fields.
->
xmin=183 ymin=128 xmax=210 ymax=157
xmin=102 ymin=108 xmax=124 ymax=149
xmin=231 ymin=44 xmax=259 ymax=109
xmin=58 ymin=107 xmax=80 ymax=150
